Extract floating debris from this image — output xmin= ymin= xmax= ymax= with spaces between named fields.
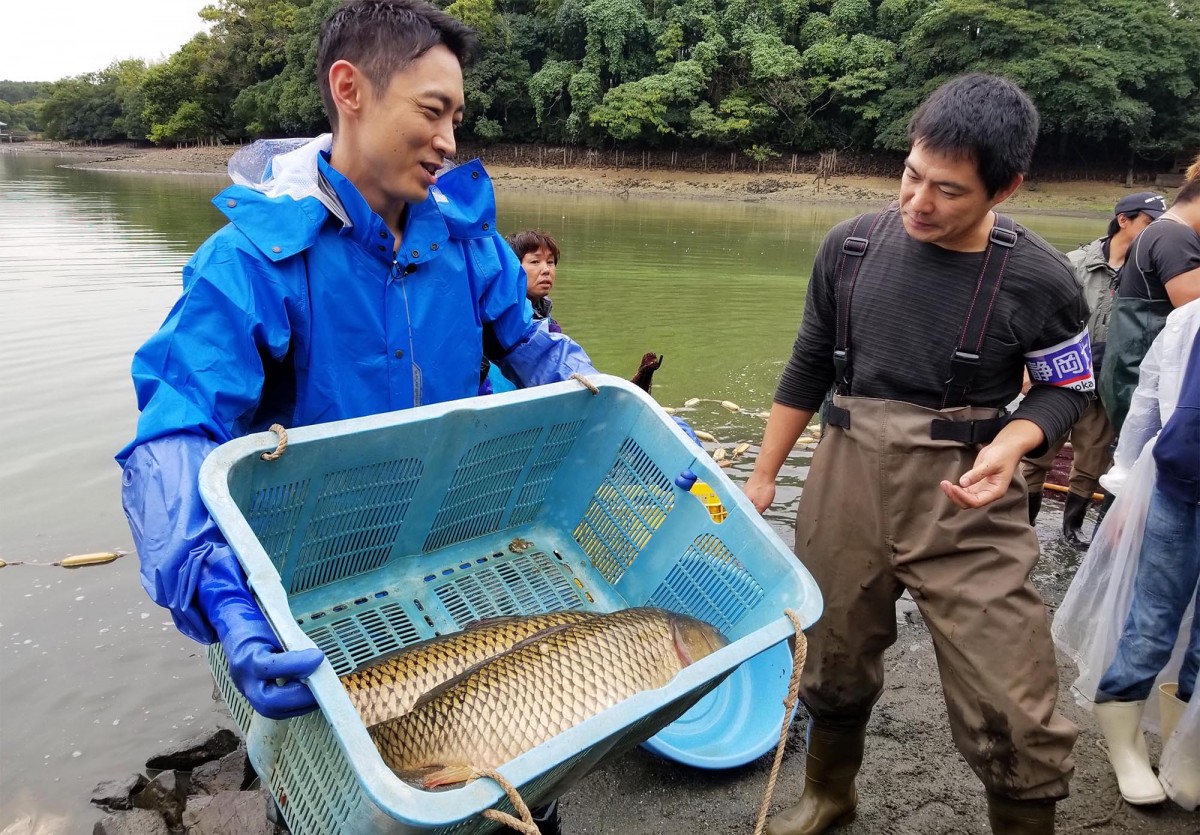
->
xmin=712 ymin=448 xmax=726 ymax=462
xmin=684 ymin=398 xmax=701 ymax=407
xmin=694 ymin=430 xmax=718 ymax=443
xmin=720 ymin=401 xmax=740 ymax=412
xmin=810 ymin=427 xmax=823 ymax=439
xmin=717 ymin=460 xmax=733 ymax=468
xmin=756 ymin=411 xmax=771 ymax=419
xmin=796 ymin=438 xmax=819 ymax=447
xmin=732 ymin=442 xmax=751 ymax=457
xmin=57 ymin=551 xmax=126 ymax=568
xmin=662 ymin=407 xmax=677 ymax=415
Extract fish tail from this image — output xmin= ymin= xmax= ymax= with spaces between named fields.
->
xmin=422 ymin=764 xmax=477 ymax=788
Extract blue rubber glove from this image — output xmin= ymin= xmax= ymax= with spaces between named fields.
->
xmin=199 ymin=547 xmax=325 ymax=720
xmin=496 ymin=325 xmax=597 ymax=387
xmin=671 ymin=415 xmax=703 ymax=448
xmin=122 ymin=434 xmax=323 ymax=719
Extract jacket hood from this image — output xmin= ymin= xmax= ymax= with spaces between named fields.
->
xmin=1078 ymin=237 xmax=1110 ymax=272
xmin=217 ymin=135 xmax=496 ymax=258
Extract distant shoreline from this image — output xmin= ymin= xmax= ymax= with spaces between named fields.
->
xmin=2 ymin=140 xmax=1168 ymax=216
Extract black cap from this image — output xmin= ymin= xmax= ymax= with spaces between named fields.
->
xmin=1108 ymin=192 xmax=1167 ymax=236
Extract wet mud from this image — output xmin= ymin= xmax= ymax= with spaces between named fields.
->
xmin=557 ymin=500 xmax=1197 ymax=834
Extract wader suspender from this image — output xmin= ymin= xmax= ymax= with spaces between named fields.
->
xmin=827 ymin=210 xmax=1020 ymax=445
xmin=831 ymin=209 xmax=889 ymax=396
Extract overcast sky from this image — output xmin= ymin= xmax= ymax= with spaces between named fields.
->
xmin=2 ymin=1 xmax=211 ymax=82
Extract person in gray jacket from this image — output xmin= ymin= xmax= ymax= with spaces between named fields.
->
xmin=1022 ymin=192 xmax=1164 ymax=545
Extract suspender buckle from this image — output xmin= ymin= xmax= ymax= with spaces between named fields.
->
xmin=989 ymin=226 xmax=1018 ymax=248
xmin=841 ymin=236 xmax=869 ymax=256
xmin=945 ymin=350 xmax=980 ymax=392
xmin=833 ymin=349 xmax=852 ymax=391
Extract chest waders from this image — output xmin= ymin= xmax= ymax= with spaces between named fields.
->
xmin=1099 ymin=296 xmax=1173 ymax=435
xmin=772 ymin=211 xmax=1077 ymax=835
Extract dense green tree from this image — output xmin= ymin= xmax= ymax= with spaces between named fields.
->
xmin=876 ymin=0 xmax=1200 ymax=165
xmin=40 ymin=74 xmax=123 ymax=141
xmin=21 ymin=0 xmax=1200 ymax=169
xmin=0 ymin=81 xmax=50 ymax=104
xmin=108 ymin=60 xmax=151 ymax=141
xmin=200 ymin=0 xmax=312 ymax=137
xmin=590 ymin=58 xmax=707 ymax=142
xmin=0 ymin=100 xmax=43 ymax=132
xmin=235 ymin=0 xmax=339 ymax=134
xmin=141 ymin=35 xmax=224 ymax=143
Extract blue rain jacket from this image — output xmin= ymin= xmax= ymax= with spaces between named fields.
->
xmin=119 ymin=137 xmax=596 ymax=642
xmin=1154 ymin=331 xmax=1200 ymax=505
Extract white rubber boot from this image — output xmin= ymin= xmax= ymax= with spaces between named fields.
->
xmin=1094 ymin=700 xmax=1167 ymax=804
xmin=1156 ymin=681 xmax=1200 ymax=804
xmin=1158 ymin=683 xmax=1185 ymax=743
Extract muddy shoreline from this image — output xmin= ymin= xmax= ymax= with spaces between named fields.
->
xmin=81 ymin=505 xmax=1197 ymax=834
xmin=2 ymin=140 xmax=1169 ymax=217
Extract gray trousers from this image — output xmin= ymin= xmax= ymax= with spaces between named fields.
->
xmin=795 ymin=395 xmax=1077 ymax=800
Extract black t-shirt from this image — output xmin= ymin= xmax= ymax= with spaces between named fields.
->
xmin=776 ymin=208 xmax=1089 ymax=445
xmin=1117 ymin=218 xmax=1200 ymax=302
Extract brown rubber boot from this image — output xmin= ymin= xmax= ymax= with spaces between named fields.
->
xmin=765 ymin=723 xmax=866 ymax=835
xmin=986 ymin=792 xmax=1056 ymax=834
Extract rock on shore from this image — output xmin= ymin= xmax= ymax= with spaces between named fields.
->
xmin=90 ymin=729 xmax=285 ymax=835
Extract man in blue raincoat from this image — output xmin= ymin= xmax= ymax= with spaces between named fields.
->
xmin=116 ymin=0 xmax=626 ymax=735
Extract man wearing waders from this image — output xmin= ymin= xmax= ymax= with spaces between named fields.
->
xmin=1022 ymin=193 xmax=1164 ymax=547
xmin=745 ymin=74 xmax=1088 ymax=834
xmin=1099 ymin=157 xmax=1200 ymax=436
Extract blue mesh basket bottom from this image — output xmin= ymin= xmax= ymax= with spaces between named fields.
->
xmin=641 ymin=640 xmax=797 ymax=769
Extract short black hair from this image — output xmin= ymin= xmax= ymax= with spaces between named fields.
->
xmin=317 ymin=0 xmax=478 ymax=132
xmin=1108 ymin=212 xmax=1148 ymax=238
xmin=908 ymin=73 xmax=1039 ymax=198
xmin=1108 ymin=212 xmax=1137 ymax=237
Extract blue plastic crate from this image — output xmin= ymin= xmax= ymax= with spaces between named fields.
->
xmin=198 ymin=375 xmax=822 ymax=835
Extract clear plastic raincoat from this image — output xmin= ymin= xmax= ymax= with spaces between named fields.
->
xmin=1053 ymin=299 xmax=1200 ymax=809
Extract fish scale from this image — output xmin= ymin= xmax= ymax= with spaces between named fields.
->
xmin=367 ymin=607 xmax=728 ymax=787
xmin=340 ymin=610 xmax=596 ymax=728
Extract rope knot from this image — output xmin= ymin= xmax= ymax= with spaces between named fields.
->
xmin=570 ymin=373 xmax=599 ymax=394
xmin=261 ymin=424 xmax=289 ymax=461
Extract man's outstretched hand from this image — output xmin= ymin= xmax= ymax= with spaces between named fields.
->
xmin=940 ymin=434 xmax=1029 ymax=509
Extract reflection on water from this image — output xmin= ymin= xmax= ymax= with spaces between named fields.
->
xmin=0 ymin=152 xmax=1107 ymax=830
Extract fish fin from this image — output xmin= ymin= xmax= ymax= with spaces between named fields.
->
xmin=463 ymin=614 xmax=525 ymax=630
xmin=408 ymin=622 xmax=578 ymax=712
xmin=422 ymin=765 xmax=477 ymax=788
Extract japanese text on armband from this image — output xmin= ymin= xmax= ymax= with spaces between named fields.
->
xmin=1025 ymin=330 xmax=1095 ymax=392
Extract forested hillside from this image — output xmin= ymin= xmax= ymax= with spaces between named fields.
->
xmin=5 ymin=0 xmax=1198 ymax=171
